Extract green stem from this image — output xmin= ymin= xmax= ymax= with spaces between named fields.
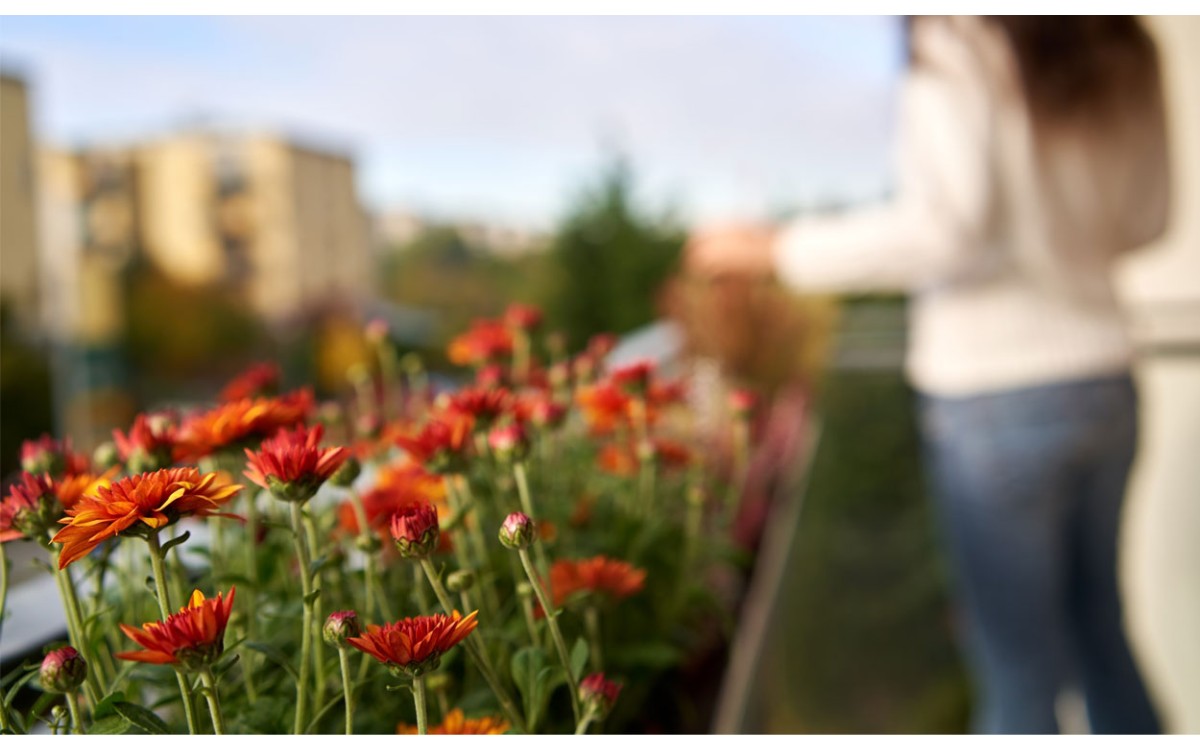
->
xmin=52 ymin=554 xmax=102 ymax=706
xmin=574 ymin=705 xmax=598 ymax=735
xmin=242 ymin=493 xmax=261 ymax=702
xmin=512 ymin=462 xmax=551 ymax=577
xmin=66 ymin=692 xmax=85 ymax=735
xmin=146 ymin=533 xmax=199 ymax=735
xmin=517 ymin=548 xmax=581 ymax=723
xmin=199 ymin=668 xmax=226 ymax=735
xmin=302 ymin=514 xmax=328 ymax=709
xmin=338 ymin=648 xmax=355 ymax=734
xmin=419 ymin=558 xmax=526 ymax=734
xmin=450 ymin=476 xmax=501 ymax=622
xmin=411 ymin=565 xmax=430 ymax=614
xmin=412 ymin=675 xmax=428 ymax=735
xmin=0 ymin=544 xmax=10 ymax=664
xmin=289 ymin=503 xmax=314 ymax=735
xmin=584 ymin=606 xmax=604 ymax=672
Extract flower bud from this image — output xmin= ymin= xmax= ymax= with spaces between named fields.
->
xmin=330 ymin=456 xmax=362 ymax=488
xmin=323 ymin=610 xmax=362 ymax=648
xmin=729 ymin=388 xmax=757 ymax=419
xmin=488 ymin=423 xmax=529 ymax=464
xmin=92 ymin=440 xmax=121 ymax=471
xmin=498 ymin=512 xmax=535 ymax=550
xmin=504 ymin=303 xmax=543 ymax=332
xmin=390 ymin=503 xmax=440 ymax=559
xmin=476 ymin=364 xmax=509 ymax=389
xmin=516 ymin=581 xmax=534 ymax=599
xmin=354 ymin=532 xmax=382 ymax=554
xmin=611 ymin=361 xmax=654 ymax=397
xmin=579 ymin=672 xmax=621 ymax=719
xmin=40 ymin=647 xmax=87 ymax=694
xmin=365 ymin=318 xmax=389 ymax=345
xmin=528 ymin=397 xmax=567 ymax=430
xmin=446 ymin=569 xmax=475 ymax=593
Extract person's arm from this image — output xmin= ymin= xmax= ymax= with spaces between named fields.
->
xmin=773 ymin=68 xmax=994 ymax=294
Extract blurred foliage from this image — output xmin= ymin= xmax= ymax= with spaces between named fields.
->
xmin=754 ymin=297 xmax=971 ymax=733
xmin=123 ymin=260 xmax=273 ymax=400
xmin=542 ymin=158 xmax=684 ymax=352
xmin=0 ymin=302 xmax=54 ymax=480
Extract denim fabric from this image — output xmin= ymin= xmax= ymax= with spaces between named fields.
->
xmin=920 ymin=375 xmax=1160 ymax=734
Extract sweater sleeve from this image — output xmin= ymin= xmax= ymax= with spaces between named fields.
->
xmin=773 ymin=69 xmax=994 ymax=294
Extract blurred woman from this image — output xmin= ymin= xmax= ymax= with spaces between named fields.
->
xmin=687 ymin=16 xmax=1169 ymax=733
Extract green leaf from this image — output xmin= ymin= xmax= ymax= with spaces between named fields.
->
xmin=159 ymin=530 xmax=192 ymax=557
xmin=114 ymin=702 xmax=170 ymax=734
xmin=88 ymin=715 xmax=133 ymax=734
xmin=569 ymin=637 xmax=589 ymax=681
xmin=3 ymin=669 xmax=39 ymax=707
xmin=305 ymin=690 xmax=346 ymax=733
xmin=244 ymin=641 xmax=299 ymax=682
xmin=92 ymin=691 xmax=127 ymax=720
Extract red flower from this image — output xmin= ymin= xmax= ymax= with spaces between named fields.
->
xmin=113 ymin=413 xmax=180 ymax=473
xmin=347 ymin=610 xmax=478 ymax=677
xmin=337 ymin=461 xmax=445 ymax=537
xmin=53 ymin=468 xmax=242 ymax=568
xmin=390 ymin=501 xmax=441 ymax=558
xmin=1 ymin=473 xmax=55 ymax=543
xmin=176 ymin=389 xmax=313 ymax=461
xmin=116 ymin=588 xmax=235 ymax=671
xmin=21 ymin=435 xmax=89 ymax=478
xmin=442 ymin=386 xmax=512 ymax=427
xmin=218 ymin=362 xmax=281 ymax=403
xmin=576 ymin=383 xmax=632 ymax=435
xmin=244 ymin=424 xmax=348 ymax=503
xmin=447 ymin=320 xmax=513 ymax=367
xmin=609 ymin=360 xmax=655 ymax=395
xmin=394 ymin=415 xmax=474 ymax=474
xmin=548 ymin=556 xmax=646 ymax=608
xmin=514 ymin=393 xmax=567 ymax=429
xmin=503 ymin=303 xmax=543 ymax=332
xmin=648 ymin=378 xmax=688 ymax=407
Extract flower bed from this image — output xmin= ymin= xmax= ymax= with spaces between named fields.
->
xmin=0 ymin=306 xmax=760 ymax=735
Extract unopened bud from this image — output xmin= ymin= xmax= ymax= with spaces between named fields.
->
xmin=498 ymin=512 xmax=535 ymax=550
xmin=40 ymin=647 xmax=87 ymax=694
xmin=323 ymin=610 xmax=362 ymax=647
xmin=446 ymin=569 xmax=475 ymax=593
xmin=488 ymin=424 xmax=529 ymax=463
xmin=330 ymin=456 xmax=362 ymax=488
xmin=391 ymin=503 xmax=440 ymax=559
xmin=579 ymin=672 xmax=621 ymax=719
xmin=92 ymin=440 xmax=121 ymax=470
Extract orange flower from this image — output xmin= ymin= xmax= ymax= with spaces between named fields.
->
xmin=549 ymin=556 xmax=646 ymax=608
xmin=447 ymin=320 xmax=513 ymax=367
xmin=219 ymin=362 xmax=280 ymax=403
xmin=398 ymin=708 xmax=510 ymax=735
xmin=3 ymin=471 xmax=114 ymax=544
xmin=176 ymin=389 xmax=313 ymax=461
xmin=244 ymin=424 xmax=348 ymax=503
xmin=53 ymin=468 xmax=242 ymax=568
xmin=575 ymin=383 xmax=632 ymax=435
xmin=347 ymin=611 xmax=478 ymax=677
xmin=116 ymin=588 xmax=235 ymax=671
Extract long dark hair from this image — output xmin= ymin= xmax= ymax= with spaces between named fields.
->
xmin=984 ymin=16 xmax=1160 ymax=128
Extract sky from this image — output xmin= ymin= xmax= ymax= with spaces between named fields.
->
xmin=0 ymin=15 xmax=904 ymax=230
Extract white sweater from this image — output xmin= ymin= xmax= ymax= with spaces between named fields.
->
xmin=774 ymin=16 xmax=1170 ymax=397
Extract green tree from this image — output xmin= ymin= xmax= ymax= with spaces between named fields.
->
xmin=543 ymin=158 xmax=684 ymax=350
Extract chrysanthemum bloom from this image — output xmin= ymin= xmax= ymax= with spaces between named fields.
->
xmin=394 ymin=416 xmax=474 ymax=475
xmin=488 ymin=423 xmax=529 ymax=463
xmin=609 ymin=360 xmax=655 ymax=396
xmin=176 ymin=388 xmax=313 ymax=461
xmin=218 ymin=361 xmax=281 ymax=403
xmin=390 ymin=502 xmax=441 ymax=559
xmin=244 ymin=424 xmax=349 ymax=503
xmin=516 ymin=394 xmax=568 ymax=430
xmin=40 ymin=646 xmax=88 ymax=694
xmin=323 ymin=610 xmax=362 ymax=648
xmin=442 ymin=386 xmax=512 ymax=430
xmin=1 ymin=473 xmax=58 ymax=543
xmin=498 ymin=512 xmax=535 ymax=550
xmin=346 ymin=610 xmax=478 ymax=678
xmin=397 ymin=708 xmax=510 ymax=735
xmin=53 ymin=468 xmax=242 ymax=568
xmin=21 ymin=435 xmax=90 ymax=478
xmin=113 ymin=412 xmax=180 ymax=474
xmin=447 ymin=319 xmax=513 ymax=367
xmin=116 ymin=588 xmax=236 ymax=672
xmin=575 ymin=383 xmax=633 ymax=435
xmin=548 ymin=556 xmax=647 ymax=609
xmin=579 ymin=673 xmax=622 ymax=718
xmin=336 ymin=462 xmax=446 ymax=540
xmin=648 ymin=378 xmax=689 ymax=408
xmin=503 ymin=302 xmax=543 ymax=332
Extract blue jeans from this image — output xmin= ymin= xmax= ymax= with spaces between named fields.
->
xmin=920 ymin=375 xmax=1160 ymax=734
